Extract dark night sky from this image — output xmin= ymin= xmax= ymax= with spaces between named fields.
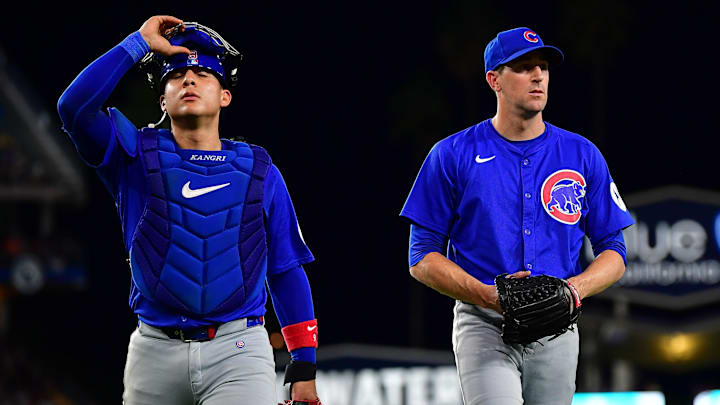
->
xmin=2 ymin=1 xmax=716 ymax=400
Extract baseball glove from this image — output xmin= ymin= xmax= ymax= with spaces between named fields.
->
xmin=494 ymin=273 xmax=582 ymax=345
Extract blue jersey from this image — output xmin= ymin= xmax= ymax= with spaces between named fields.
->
xmin=400 ymin=119 xmax=634 ymax=284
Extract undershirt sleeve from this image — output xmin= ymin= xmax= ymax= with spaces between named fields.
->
xmin=266 ymin=264 xmax=316 ymax=363
xmin=409 ymin=223 xmax=447 ymax=267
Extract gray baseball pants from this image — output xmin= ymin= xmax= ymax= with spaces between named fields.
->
xmin=122 ymin=318 xmax=277 ymax=405
xmin=452 ymin=301 xmax=579 ymax=405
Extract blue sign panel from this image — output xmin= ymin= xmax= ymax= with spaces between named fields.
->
xmin=582 ymin=187 xmax=720 ymax=309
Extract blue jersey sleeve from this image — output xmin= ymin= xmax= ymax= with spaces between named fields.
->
xmin=409 ymin=223 xmax=447 ymax=267
xmin=591 ymin=229 xmax=628 ymax=265
xmin=583 ymin=143 xmax=635 ymax=246
xmin=400 ymin=141 xmax=458 ymax=235
xmin=266 ymin=264 xmax=316 ymax=363
xmin=263 ymin=164 xmax=314 ymax=274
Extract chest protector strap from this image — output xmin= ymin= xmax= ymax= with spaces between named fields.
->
xmin=213 ymin=144 xmax=270 ymax=315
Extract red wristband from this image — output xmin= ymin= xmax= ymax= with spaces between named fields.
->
xmin=567 ymin=281 xmax=582 ymax=308
xmin=281 ymin=319 xmax=318 ymax=351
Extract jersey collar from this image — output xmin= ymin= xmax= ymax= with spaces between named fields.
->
xmin=483 ymin=119 xmax=559 ymax=157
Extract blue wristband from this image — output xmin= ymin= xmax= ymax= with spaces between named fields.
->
xmin=290 ymin=346 xmax=316 ymax=364
xmin=120 ymin=31 xmax=150 ymax=63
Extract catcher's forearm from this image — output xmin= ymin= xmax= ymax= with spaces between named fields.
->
xmin=568 ymin=249 xmax=625 ymax=299
xmin=410 ymin=252 xmax=496 ymax=309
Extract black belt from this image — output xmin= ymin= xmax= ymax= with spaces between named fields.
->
xmin=161 ymin=316 xmax=264 ymax=342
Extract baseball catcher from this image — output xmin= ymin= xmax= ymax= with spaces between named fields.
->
xmin=58 ymin=15 xmax=321 ymax=404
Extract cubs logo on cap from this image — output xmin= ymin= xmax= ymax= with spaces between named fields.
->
xmin=523 ymin=31 xmax=539 ymax=43
xmin=484 ymin=27 xmax=564 ymax=73
xmin=541 ymin=169 xmax=586 ymax=225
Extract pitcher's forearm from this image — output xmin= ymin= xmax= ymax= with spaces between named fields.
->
xmin=568 ymin=249 xmax=625 ymax=300
xmin=410 ymin=252 xmax=496 ymax=309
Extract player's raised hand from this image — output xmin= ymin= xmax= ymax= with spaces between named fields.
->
xmin=139 ymin=15 xmax=191 ymax=57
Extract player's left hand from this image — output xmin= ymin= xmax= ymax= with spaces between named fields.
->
xmin=139 ymin=15 xmax=191 ymax=57
xmin=291 ymin=380 xmax=319 ymax=402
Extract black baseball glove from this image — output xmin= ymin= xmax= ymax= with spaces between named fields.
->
xmin=494 ymin=273 xmax=582 ymax=345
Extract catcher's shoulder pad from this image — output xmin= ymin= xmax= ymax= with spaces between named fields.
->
xmin=107 ymin=107 xmax=139 ymax=157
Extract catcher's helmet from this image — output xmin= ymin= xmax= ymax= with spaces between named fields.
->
xmin=139 ymin=22 xmax=243 ymax=94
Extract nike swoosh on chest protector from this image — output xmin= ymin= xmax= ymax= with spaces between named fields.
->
xmin=181 ymin=181 xmax=231 ymax=199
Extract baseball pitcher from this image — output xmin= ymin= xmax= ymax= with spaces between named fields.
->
xmin=400 ymin=27 xmax=634 ymax=405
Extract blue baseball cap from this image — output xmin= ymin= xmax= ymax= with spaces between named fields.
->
xmin=484 ymin=27 xmax=564 ymax=73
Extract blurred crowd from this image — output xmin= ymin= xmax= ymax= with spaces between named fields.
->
xmin=1 ymin=233 xmax=87 ymax=292
xmin=0 ymin=335 xmax=100 ymax=405
xmin=1 ymin=234 xmax=84 ymax=267
xmin=0 ymin=234 xmax=91 ymax=403
xmin=0 ymin=132 xmax=52 ymax=188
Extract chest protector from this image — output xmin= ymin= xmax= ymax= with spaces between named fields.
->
xmin=129 ymin=128 xmax=270 ymax=315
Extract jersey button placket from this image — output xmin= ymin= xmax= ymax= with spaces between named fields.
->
xmin=520 ymin=157 xmax=535 ymax=272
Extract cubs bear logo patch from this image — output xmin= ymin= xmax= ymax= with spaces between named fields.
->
xmin=541 ymin=169 xmax=586 ymax=225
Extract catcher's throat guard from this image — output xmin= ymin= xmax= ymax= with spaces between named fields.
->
xmin=495 ymin=273 xmax=582 ymax=345
xmin=138 ymin=22 xmax=243 ymax=94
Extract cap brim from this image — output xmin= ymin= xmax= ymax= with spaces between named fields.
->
xmin=494 ymin=45 xmax=564 ymax=71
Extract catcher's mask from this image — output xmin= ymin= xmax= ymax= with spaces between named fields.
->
xmin=139 ymin=22 xmax=243 ymax=94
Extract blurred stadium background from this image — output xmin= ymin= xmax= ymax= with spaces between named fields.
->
xmin=1 ymin=2 xmax=718 ymax=404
